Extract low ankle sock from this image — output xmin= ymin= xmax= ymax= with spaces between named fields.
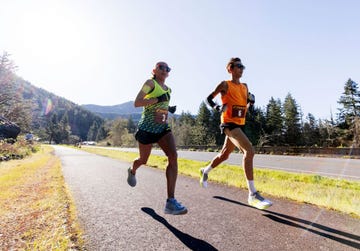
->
xmin=204 ymin=165 xmax=213 ymax=174
xmin=247 ymin=180 xmax=257 ymax=195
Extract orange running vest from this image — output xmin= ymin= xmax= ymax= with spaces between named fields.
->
xmin=221 ymin=81 xmax=248 ymax=125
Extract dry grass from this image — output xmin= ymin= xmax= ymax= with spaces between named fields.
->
xmin=0 ymin=145 xmax=84 ymax=250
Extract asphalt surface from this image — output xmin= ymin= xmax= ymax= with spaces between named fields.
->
xmin=54 ymin=145 xmax=360 ymax=251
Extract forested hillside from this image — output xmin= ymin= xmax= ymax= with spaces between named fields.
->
xmin=0 ymin=52 xmax=106 ymax=144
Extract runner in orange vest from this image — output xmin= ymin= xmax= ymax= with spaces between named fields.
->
xmin=201 ymin=57 xmax=272 ymax=210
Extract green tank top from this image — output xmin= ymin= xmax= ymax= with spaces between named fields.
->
xmin=138 ymin=79 xmax=171 ymax=133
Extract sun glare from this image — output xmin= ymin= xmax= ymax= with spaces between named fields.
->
xmin=20 ymin=9 xmax=84 ymax=64
xmin=9 ymin=0 xmax=105 ymax=71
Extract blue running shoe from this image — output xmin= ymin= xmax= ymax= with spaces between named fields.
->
xmin=164 ymin=198 xmax=188 ymax=215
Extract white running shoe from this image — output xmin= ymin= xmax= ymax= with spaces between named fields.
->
xmin=248 ymin=192 xmax=273 ymax=210
xmin=199 ymin=168 xmax=208 ymax=188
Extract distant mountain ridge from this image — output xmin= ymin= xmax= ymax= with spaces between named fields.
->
xmin=82 ymin=101 xmax=142 ymax=120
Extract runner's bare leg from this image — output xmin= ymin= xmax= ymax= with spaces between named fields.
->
xmin=158 ymin=132 xmax=178 ymax=198
xmin=132 ymin=143 xmax=152 ymax=174
xmin=225 ymin=128 xmax=255 ymax=180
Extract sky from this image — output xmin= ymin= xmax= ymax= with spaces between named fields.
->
xmin=1 ymin=0 xmax=359 ymax=120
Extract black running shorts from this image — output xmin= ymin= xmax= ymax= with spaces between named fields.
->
xmin=135 ymin=128 xmax=171 ymax=145
xmin=220 ymin=123 xmax=245 ymax=135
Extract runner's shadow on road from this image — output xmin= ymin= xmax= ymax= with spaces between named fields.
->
xmin=213 ymin=196 xmax=360 ymax=249
xmin=141 ymin=207 xmax=218 ymax=251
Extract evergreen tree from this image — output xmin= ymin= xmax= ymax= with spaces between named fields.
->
xmin=96 ymin=124 xmax=108 ymax=142
xmin=338 ymin=78 xmax=360 ymax=128
xmin=337 ymin=79 xmax=360 ymax=146
xmin=45 ymin=113 xmax=61 ymax=144
xmin=193 ymin=102 xmax=214 ymax=145
xmin=59 ymin=111 xmax=71 ymax=143
xmin=87 ymin=120 xmax=99 ymax=141
xmin=0 ymin=52 xmax=32 ymax=130
xmin=283 ymin=93 xmax=301 ymax=145
xmin=0 ymin=52 xmax=16 ymax=109
xmin=265 ymin=97 xmax=283 ymax=145
xmin=302 ymin=113 xmax=320 ymax=146
xmin=245 ymin=106 xmax=265 ymax=146
xmin=196 ymin=102 xmax=211 ymax=127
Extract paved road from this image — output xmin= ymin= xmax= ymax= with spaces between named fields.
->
xmin=97 ymin=146 xmax=360 ymax=180
xmin=54 ymin=146 xmax=360 ymax=250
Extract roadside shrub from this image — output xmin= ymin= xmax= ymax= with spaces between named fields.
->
xmin=0 ymin=139 xmax=39 ymax=161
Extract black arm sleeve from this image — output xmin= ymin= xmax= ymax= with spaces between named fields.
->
xmin=206 ymin=94 xmax=217 ymax=108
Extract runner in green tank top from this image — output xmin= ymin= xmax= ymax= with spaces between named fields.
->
xmin=127 ymin=61 xmax=187 ymax=215
xmin=137 ymin=79 xmax=172 ymax=134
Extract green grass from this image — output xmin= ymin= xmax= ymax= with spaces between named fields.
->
xmin=80 ymin=147 xmax=360 ymax=218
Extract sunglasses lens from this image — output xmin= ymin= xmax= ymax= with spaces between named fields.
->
xmin=159 ymin=65 xmax=171 ymax=72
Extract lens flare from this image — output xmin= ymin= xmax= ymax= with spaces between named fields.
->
xmin=42 ymin=98 xmax=53 ymax=115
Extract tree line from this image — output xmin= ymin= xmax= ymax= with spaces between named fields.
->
xmin=108 ymin=78 xmax=360 ymax=148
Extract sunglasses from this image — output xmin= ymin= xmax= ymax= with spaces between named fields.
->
xmin=158 ymin=65 xmax=171 ymax=72
xmin=233 ymin=63 xmax=244 ymax=69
